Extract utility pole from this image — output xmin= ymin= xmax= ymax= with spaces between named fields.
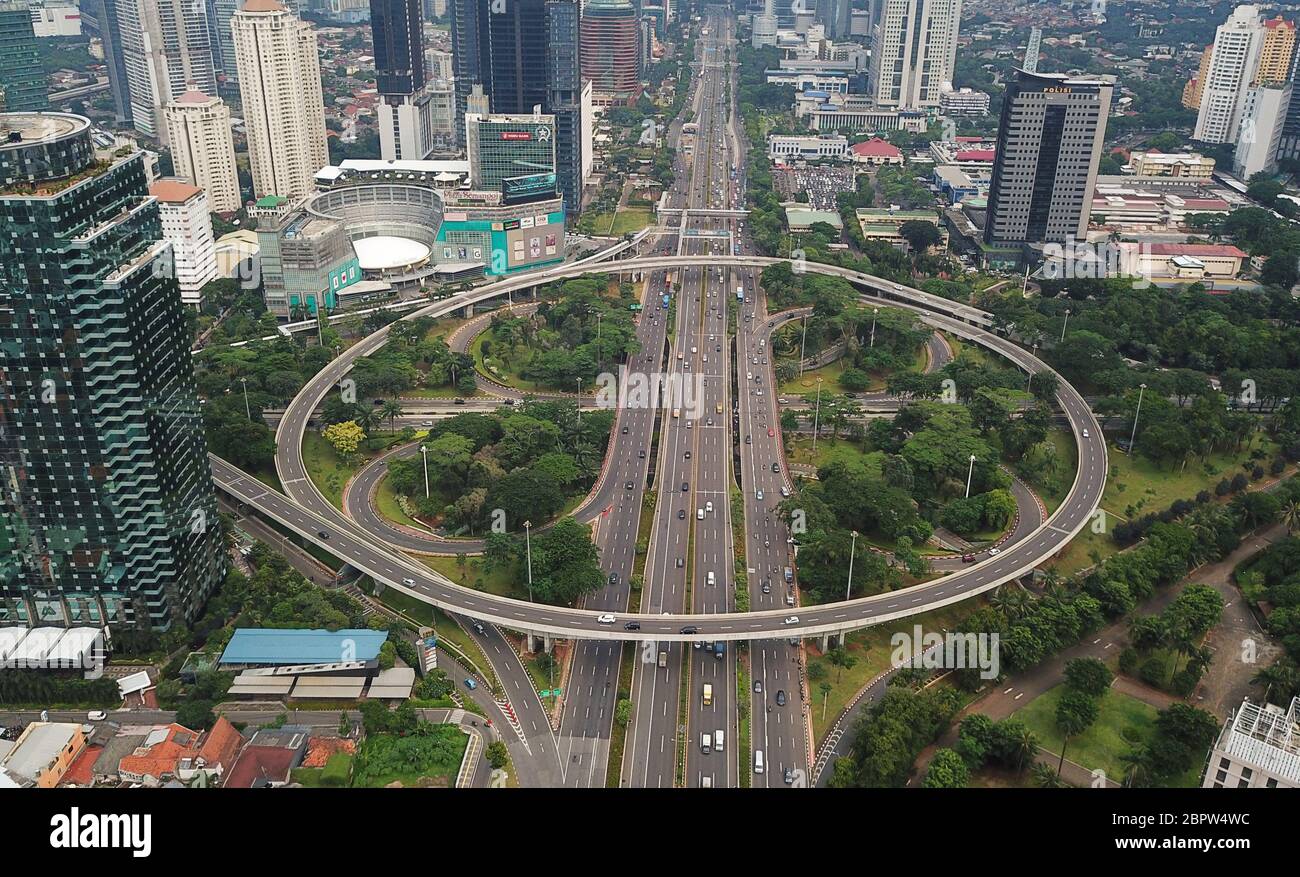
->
xmin=799 ymin=313 xmax=808 ymax=375
xmin=846 ymin=530 xmax=858 ymax=601
xmin=1060 ymin=308 xmax=1071 ymax=343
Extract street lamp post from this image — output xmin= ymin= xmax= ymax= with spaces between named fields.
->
xmin=1026 ymin=342 xmax=1039 ymax=392
xmin=240 ymin=377 xmax=250 ymax=420
xmin=846 ymin=530 xmax=858 ymax=601
xmin=799 ymin=314 xmax=808 ymax=375
xmin=420 ymin=445 xmax=430 ymax=498
xmin=811 ymin=377 xmax=824 ymax=453
xmin=1128 ymin=383 xmax=1147 ymax=455
xmin=869 ymin=307 xmax=879 ymax=348
xmin=523 ymin=520 xmax=534 ymax=602
xmin=965 ymin=454 xmax=977 ymax=498
xmin=1060 ymin=308 xmax=1071 ymax=343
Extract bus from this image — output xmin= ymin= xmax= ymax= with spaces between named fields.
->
xmin=736 ymin=286 xmax=744 ymax=302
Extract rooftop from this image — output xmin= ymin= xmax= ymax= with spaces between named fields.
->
xmin=1 ymin=723 xmax=82 ymax=781
xmin=220 ymin=628 xmax=387 ymax=666
xmin=149 ymin=179 xmax=203 ymax=203
xmin=0 ymin=111 xmax=89 ymax=148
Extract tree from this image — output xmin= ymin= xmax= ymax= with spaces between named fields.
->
xmin=379 ymin=399 xmax=404 ymax=430
xmin=826 ymin=646 xmax=857 ymax=682
xmin=922 ymin=747 xmax=970 ymax=788
xmin=322 ymin=420 xmax=365 ymax=459
xmin=1063 ymin=657 xmax=1114 ymax=698
xmin=1054 ymin=689 xmax=1099 ymax=774
xmin=486 ymin=740 xmax=509 ymax=769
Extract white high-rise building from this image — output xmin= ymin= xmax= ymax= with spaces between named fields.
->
xmin=232 ymin=0 xmax=328 ymax=201
xmin=1234 ymin=82 xmax=1291 ymax=178
xmin=164 ymin=90 xmax=242 ymax=214
xmin=753 ymin=0 xmax=777 ymax=48
xmin=149 ymin=180 xmax=219 ymax=307
xmin=1195 ymin=5 xmax=1268 ymax=144
xmin=868 ymin=0 xmax=962 ymax=109
xmin=117 ymin=0 xmax=218 ymax=141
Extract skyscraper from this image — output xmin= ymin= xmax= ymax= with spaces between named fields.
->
xmin=1257 ymin=15 xmax=1295 ymax=84
xmin=209 ymin=0 xmax=245 ymax=95
xmin=165 ymin=90 xmax=242 ymax=214
xmin=466 ymin=112 xmax=558 ymax=192
xmin=83 ymin=0 xmax=132 ymax=122
xmin=1194 ymin=5 xmax=1267 ymax=144
xmin=983 ymin=70 xmax=1112 ymax=248
xmin=232 ymin=0 xmax=327 ymax=201
xmin=0 ymin=1 xmax=49 ymax=112
xmin=450 ymin=0 xmax=584 ymax=208
xmin=117 ymin=0 xmax=217 ymax=141
xmin=580 ymin=0 xmax=641 ymax=106
xmin=868 ymin=0 xmax=962 ymax=110
xmin=150 ymin=180 xmax=220 ymax=307
xmin=372 ymin=0 xmax=434 ymax=160
xmin=0 ymin=111 xmax=226 ymax=630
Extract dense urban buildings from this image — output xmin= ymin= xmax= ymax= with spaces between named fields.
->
xmin=580 ymin=0 xmax=642 ymax=106
xmin=466 ymin=113 xmax=558 ymax=192
xmin=117 ymin=0 xmax=218 ymax=141
xmin=232 ymin=0 xmax=328 ymax=201
xmin=0 ymin=112 xmax=225 ymax=630
xmin=984 ymin=70 xmax=1112 ymax=250
xmin=867 ymin=0 xmax=962 ymax=109
xmin=83 ymin=0 xmax=132 ymax=122
xmin=149 ymin=179 xmax=220 ymax=306
xmin=164 ymin=90 xmax=242 ymax=214
xmin=0 ymin=1 xmax=49 ymax=112
xmin=1194 ymin=5 xmax=1267 ymax=144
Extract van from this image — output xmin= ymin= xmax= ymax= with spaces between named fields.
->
xmin=783 ymin=566 xmax=794 ymax=584
xmin=691 ymin=346 xmax=698 ymax=354
xmin=754 ymin=750 xmax=765 ymax=774
xmin=716 ymin=402 xmax=723 ymax=414
xmin=677 ymin=351 xmax=684 ymax=360
xmin=703 ymin=683 xmax=713 ymax=706
xmin=658 ymin=650 xmax=668 ymax=668
xmin=714 ymin=641 xmax=724 ymax=660
xmin=701 ymin=733 xmax=711 ymax=754
xmin=707 ymin=570 xmax=716 ymax=586
xmin=673 ymin=408 xmax=681 ymax=418
xmin=714 ymin=730 xmax=725 ymax=751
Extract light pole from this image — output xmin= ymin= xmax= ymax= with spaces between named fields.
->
xmin=1128 ymin=383 xmax=1147 ymax=455
xmin=420 ymin=445 xmax=430 ymax=498
xmin=523 ymin=520 xmax=534 ymax=602
xmin=846 ymin=530 xmax=858 ymax=601
xmin=576 ymin=377 xmax=582 ymax=427
xmin=811 ymin=377 xmax=824 ymax=454
xmin=240 ymin=377 xmax=250 ymax=420
xmin=1026 ymin=342 xmax=1039 ymax=392
xmin=595 ymin=313 xmax=602 ymax=371
xmin=869 ymin=307 xmax=879 ymax=348
xmin=965 ymin=454 xmax=977 ymax=498
xmin=1060 ymin=308 xmax=1071 ymax=343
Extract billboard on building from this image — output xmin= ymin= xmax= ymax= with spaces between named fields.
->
xmin=502 ymin=173 xmax=559 ymax=206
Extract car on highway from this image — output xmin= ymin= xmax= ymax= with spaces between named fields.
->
xmin=472 ymin=622 xmax=487 ymax=635
xmin=597 ymin=614 xmax=617 ymax=624
xmin=622 ymin=426 xmax=629 ymax=434
xmin=464 ymin=678 xmax=477 ymax=690
xmin=680 ymin=625 xmax=699 ymax=635
xmin=961 ymin=553 xmax=976 ymax=563
xmin=780 ymin=486 xmax=791 ymax=498
xmin=767 ymin=428 xmax=775 ymax=437
xmin=770 ymin=462 xmax=779 ymax=473
xmin=453 ymin=398 xmax=466 ymax=405
xmin=783 ymin=615 xmax=798 ymax=625
xmin=775 ymin=689 xmax=787 ymax=706
xmin=402 ymin=577 xmax=416 ymax=586
xmin=755 ymin=489 xmax=763 ymax=500
xmin=676 ymin=557 xmax=684 ymax=568
xmin=625 ymin=621 xmax=641 ymax=631
xmin=989 ymin=547 xmax=1001 ymax=556
xmin=753 ymin=680 xmax=763 ymax=693
xmin=625 ymin=480 xmax=634 ymax=490
xmin=87 ymin=710 xmax=107 ymax=722
xmin=761 ymin=580 xmax=771 ymax=594
xmin=682 ymin=481 xmax=689 ymax=492
xmin=1082 ymin=428 xmax=1090 ymax=438
xmin=697 ymin=508 xmax=704 ymax=520
xmin=608 ymin=572 xmax=619 ymax=585
xmin=422 ymin=420 xmax=434 ymax=427
xmin=783 ymin=767 xmax=796 ymax=785
xmin=678 ymin=509 xmax=686 ymax=520
xmin=684 ymin=450 xmax=691 ymax=459
xmin=639 ymin=449 xmax=646 ymax=458
xmin=318 ymin=531 xmax=329 ymax=539
xmin=744 ymin=435 xmax=751 ymax=444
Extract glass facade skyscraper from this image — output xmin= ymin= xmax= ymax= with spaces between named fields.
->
xmin=0 ymin=112 xmax=226 ymax=630
xmin=0 ymin=1 xmax=49 ymax=112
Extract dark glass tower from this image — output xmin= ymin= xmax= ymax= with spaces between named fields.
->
xmin=451 ymin=0 xmax=583 ymax=208
xmin=372 ymin=0 xmax=426 ymax=95
xmin=0 ymin=1 xmax=49 ymax=112
xmin=0 ymin=112 xmax=226 ymax=630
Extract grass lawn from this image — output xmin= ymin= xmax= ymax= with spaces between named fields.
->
xmin=419 ymin=553 xmax=527 ymax=601
xmin=784 ymin=435 xmax=883 ymax=473
xmin=1015 ymin=684 xmax=1199 ymax=787
xmin=779 ymin=359 xmax=855 ymax=396
xmin=301 ymin=431 xmax=358 ymax=509
xmin=806 ymin=600 xmax=981 ymax=741
xmin=605 ymin=642 xmax=636 ymax=787
xmin=375 ymin=474 xmax=424 ymax=529
xmin=609 ymin=206 xmax=653 ymax=236
xmin=352 ymin=726 xmax=468 ymax=788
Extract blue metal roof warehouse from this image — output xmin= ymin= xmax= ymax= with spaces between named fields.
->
xmin=219 ymin=629 xmax=388 ymax=666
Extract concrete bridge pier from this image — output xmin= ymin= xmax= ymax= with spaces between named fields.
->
xmin=462 ymin=303 xmax=474 ymax=319
xmin=525 ymin=633 xmax=554 ymax=654
xmin=819 ymin=633 xmax=844 ymax=652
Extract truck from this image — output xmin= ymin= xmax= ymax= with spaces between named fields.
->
xmin=736 ymin=286 xmax=744 ymax=302
xmin=658 ymin=650 xmax=668 ymax=668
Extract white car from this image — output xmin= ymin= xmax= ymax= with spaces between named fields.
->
xmin=1082 ymin=428 xmax=1089 ymax=438
xmin=402 ymin=577 xmax=416 ymax=586
xmin=783 ymin=616 xmax=799 ymax=625
xmin=988 ymin=547 xmax=1001 ymax=556
xmin=87 ymin=710 xmax=107 ymax=721
xmin=597 ymin=614 xmax=617 ymax=624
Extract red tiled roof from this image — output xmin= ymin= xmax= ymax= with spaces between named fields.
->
xmin=117 ymin=724 xmax=200 ymax=782
xmin=851 ymin=137 xmax=902 ymax=158
xmin=1148 ymin=243 xmax=1248 ymax=258
xmin=198 ymin=717 xmax=243 ymax=770
xmin=955 ymin=149 xmax=995 ymax=161
xmin=225 ymin=747 xmax=297 ymax=788
xmin=149 ymin=180 xmax=203 ymax=203
xmin=1179 ymin=198 xmax=1230 ymax=209
xmin=1265 ymin=15 xmax=1294 ymax=29
xmin=60 ymin=744 xmax=103 ymax=787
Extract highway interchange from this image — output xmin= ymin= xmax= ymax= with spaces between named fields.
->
xmin=207 ymin=10 xmax=1108 ymax=788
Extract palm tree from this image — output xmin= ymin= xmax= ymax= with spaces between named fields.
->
xmin=1120 ymin=745 xmax=1152 ymax=788
xmin=379 ymin=399 xmax=404 ymax=431
xmin=1009 ymin=727 xmax=1039 ymax=773
xmin=1031 ymin=761 xmax=1067 ymax=788
xmin=1282 ymin=500 xmax=1300 ymax=535
xmin=991 ymin=583 xmax=1031 ymax=621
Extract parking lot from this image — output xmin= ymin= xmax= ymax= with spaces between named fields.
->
xmin=775 ymin=165 xmax=857 ymax=211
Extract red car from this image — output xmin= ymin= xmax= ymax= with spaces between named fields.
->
xmin=767 ymin=428 xmax=775 ymax=437
xmin=961 ymin=554 xmax=976 ymax=563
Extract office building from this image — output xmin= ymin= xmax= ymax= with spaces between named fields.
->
xmin=1257 ymin=15 xmax=1295 ymax=84
xmin=373 ymin=0 xmax=435 ymax=160
xmin=580 ymin=0 xmax=641 ymax=106
xmin=448 ymin=0 xmax=584 ymax=208
xmin=28 ymin=1 xmax=83 ymax=37
xmin=466 ymin=113 xmax=557 ymax=192
xmin=117 ymin=0 xmax=217 ymax=141
xmin=232 ymin=0 xmax=328 ymax=201
xmin=0 ymin=112 xmax=226 ymax=630
xmin=752 ymin=0 xmax=776 ymax=48
xmin=150 ymin=180 xmax=220 ymax=306
xmin=209 ymin=0 xmax=243 ymax=94
xmin=0 ymin=1 xmax=48 ymax=111
xmin=983 ymin=70 xmax=1112 ymax=248
xmin=940 ymin=87 xmax=991 ymax=117
xmin=1182 ymin=45 xmax=1212 ymax=109
xmin=867 ymin=0 xmax=962 ymax=109
xmin=1194 ymin=5 xmax=1266 ymax=144
xmin=1123 ymin=150 xmax=1215 ymax=179
xmin=1203 ymin=697 xmax=1300 ymax=788
xmin=83 ymin=0 xmax=132 ymax=122
xmin=1234 ymin=82 xmax=1290 ymax=178
xmin=252 ymin=194 xmax=362 ymax=318
xmin=164 ymin=90 xmax=241 ymax=214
